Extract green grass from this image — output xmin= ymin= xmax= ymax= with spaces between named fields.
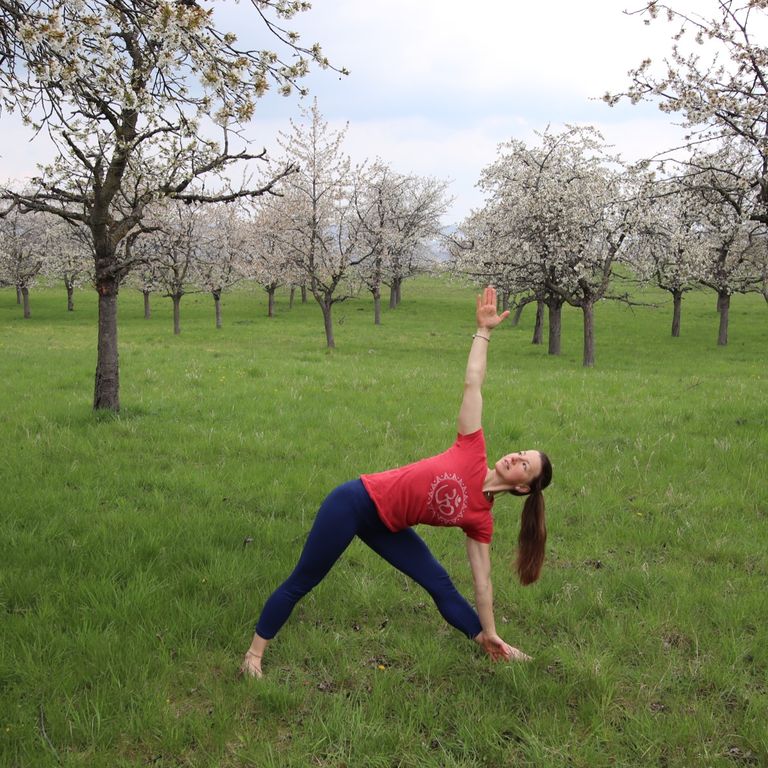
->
xmin=1 ymin=279 xmax=766 ymax=767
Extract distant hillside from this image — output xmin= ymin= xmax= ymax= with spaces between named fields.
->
xmin=423 ymin=224 xmax=458 ymax=263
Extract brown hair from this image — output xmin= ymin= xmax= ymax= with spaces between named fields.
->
xmin=511 ymin=451 xmax=552 ymax=586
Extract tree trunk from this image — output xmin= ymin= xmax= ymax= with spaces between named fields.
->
xmin=582 ymin=302 xmax=595 ymax=367
xmin=501 ymin=289 xmax=510 ymax=313
xmin=172 ymin=294 xmax=182 ymax=335
xmin=671 ymin=289 xmax=682 ymax=337
xmin=21 ymin=286 xmax=30 ymax=318
xmin=512 ymin=302 xmax=526 ymax=326
xmin=93 ymin=278 xmax=120 ymax=412
xmin=301 ymin=285 xmax=307 ymax=304
xmin=143 ymin=290 xmax=151 ymax=319
xmin=532 ymin=301 xmax=544 ymax=345
xmin=16 ymin=285 xmax=21 ymax=304
xmin=321 ymin=299 xmax=335 ymax=348
xmin=717 ymin=291 xmax=730 ymax=346
xmin=389 ymin=278 xmax=403 ymax=309
xmin=66 ymin=281 xmax=74 ymax=312
xmin=548 ymin=301 xmax=563 ymax=356
xmin=213 ymin=291 xmax=222 ymax=329
xmin=267 ymin=287 xmax=276 ymax=318
xmin=289 ymin=286 xmax=296 ymax=309
xmin=373 ymin=285 xmax=381 ymax=326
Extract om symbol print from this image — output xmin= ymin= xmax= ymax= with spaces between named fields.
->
xmin=427 ymin=473 xmax=468 ymax=524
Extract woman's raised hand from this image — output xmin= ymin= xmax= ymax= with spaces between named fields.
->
xmin=476 ymin=286 xmax=510 ymax=331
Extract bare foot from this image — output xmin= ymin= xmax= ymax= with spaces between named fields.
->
xmin=238 ymin=650 xmax=263 ymax=678
xmin=507 ymin=646 xmax=532 ymax=662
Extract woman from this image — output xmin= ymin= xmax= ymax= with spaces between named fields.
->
xmin=240 ymin=286 xmax=552 ymax=678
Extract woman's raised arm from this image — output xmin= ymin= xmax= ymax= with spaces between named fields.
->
xmin=457 ymin=286 xmax=510 ymax=435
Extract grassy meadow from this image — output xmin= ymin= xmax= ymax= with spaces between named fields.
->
xmin=1 ymin=278 xmax=767 ymax=767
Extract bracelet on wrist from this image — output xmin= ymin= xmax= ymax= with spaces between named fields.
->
xmin=472 ymin=333 xmax=490 ymax=342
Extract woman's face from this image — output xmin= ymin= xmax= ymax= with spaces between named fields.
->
xmin=494 ymin=450 xmax=542 ymax=492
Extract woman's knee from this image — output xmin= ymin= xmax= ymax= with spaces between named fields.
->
xmin=279 ymin=572 xmax=320 ymax=601
xmin=420 ymin=566 xmax=460 ymax=600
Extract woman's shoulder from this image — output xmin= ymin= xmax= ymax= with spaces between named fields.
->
xmin=455 ymin=427 xmax=485 ymax=450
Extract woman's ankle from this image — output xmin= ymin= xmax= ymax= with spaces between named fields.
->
xmin=247 ymin=633 xmax=270 ymax=659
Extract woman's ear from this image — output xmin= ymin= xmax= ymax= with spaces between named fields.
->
xmin=514 ymin=484 xmax=530 ymax=495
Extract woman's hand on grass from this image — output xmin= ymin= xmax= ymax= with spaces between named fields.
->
xmin=475 ymin=630 xmax=531 ymax=662
xmin=475 ymin=630 xmax=510 ymax=661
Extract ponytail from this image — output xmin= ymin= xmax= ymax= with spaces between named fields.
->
xmin=516 ymin=489 xmax=546 ymax=585
xmin=514 ymin=451 xmax=552 ymax=586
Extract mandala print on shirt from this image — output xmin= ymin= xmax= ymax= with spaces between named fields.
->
xmin=427 ymin=472 xmax=468 ymax=525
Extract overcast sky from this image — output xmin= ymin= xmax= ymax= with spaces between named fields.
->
xmin=0 ymin=0 xmax=702 ymax=222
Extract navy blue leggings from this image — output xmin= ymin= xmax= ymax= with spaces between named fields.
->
xmin=255 ymin=479 xmax=483 ymax=640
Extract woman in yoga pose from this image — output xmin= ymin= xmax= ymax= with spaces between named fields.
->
xmin=240 ymin=286 xmax=552 ymax=678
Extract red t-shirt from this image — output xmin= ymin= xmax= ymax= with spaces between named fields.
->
xmin=360 ymin=429 xmax=494 ymax=543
